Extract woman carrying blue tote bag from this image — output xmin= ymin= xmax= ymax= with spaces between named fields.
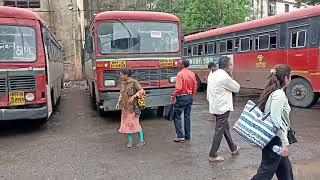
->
xmin=233 ymin=98 xmax=277 ymax=149
xmin=235 ymin=65 xmax=294 ymax=180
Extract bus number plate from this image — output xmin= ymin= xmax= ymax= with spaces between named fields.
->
xmin=9 ymin=91 xmax=25 ymax=106
xmin=160 ymin=60 xmax=173 ymax=66
xmin=110 ymin=61 xmax=127 ymax=68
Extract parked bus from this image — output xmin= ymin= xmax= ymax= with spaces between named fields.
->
xmin=83 ymin=11 xmax=181 ymax=115
xmin=0 ymin=7 xmax=64 ymax=122
xmin=183 ymin=5 xmax=320 ymax=108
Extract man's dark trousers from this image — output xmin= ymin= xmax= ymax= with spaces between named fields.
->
xmin=209 ymin=111 xmax=237 ymax=157
xmin=173 ymin=94 xmax=193 ymax=139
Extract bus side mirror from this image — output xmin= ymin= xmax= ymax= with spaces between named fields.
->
xmin=85 ymin=36 xmax=93 ymax=53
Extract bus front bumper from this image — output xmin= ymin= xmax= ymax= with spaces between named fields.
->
xmin=0 ymin=106 xmax=48 ymax=120
xmin=98 ymin=88 xmax=174 ymax=111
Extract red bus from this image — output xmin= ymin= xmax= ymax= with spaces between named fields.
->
xmin=184 ymin=5 xmax=320 ymax=108
xmin=83 ymin=11 xmax=181 ymax=115
xmin=0 ymin=7 xmax=64 ymax=122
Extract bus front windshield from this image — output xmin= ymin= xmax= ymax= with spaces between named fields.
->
xmin=0 ymin=25 xmax=36 ymax=61
xmin=98 ymin=21 xmax=179 ymax=54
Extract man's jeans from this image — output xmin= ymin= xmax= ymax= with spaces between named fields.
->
xmin=173 ymin=95 xmax=193 ymax=139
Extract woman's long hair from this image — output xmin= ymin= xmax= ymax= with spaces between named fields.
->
xmin=257 ymin=64 xmax=291 ymax=111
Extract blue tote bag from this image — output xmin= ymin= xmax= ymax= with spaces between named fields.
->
xmin=233 ymin=100 xmax=277 ymax=149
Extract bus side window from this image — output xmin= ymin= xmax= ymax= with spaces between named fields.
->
xmin=219 ymin=41 xmax=226 ymax=53
xmin=259 ymin=34 xmax=270 ymax=50
xmin=214 ymin=42 xmax=217 ymax=54
xmin=207 ymin=43 xmax=214 ymax=55
xmin=187 ymin=46 xmax=192 ymax=56
xmin=198 ymin=44 xmax=203 ymax=56
xmin=235 ymin=38 xmax=239 ymax=52
xmin=192 ymin=45 xmax=198 ymax=56
xmin=227 ymin=39 xmax=233 ymax=52
xmin=204 ymin=43 xmax=208 ymax=54
xmin=254 ymin=37 xmax=258 ymax=50
xmin=183 ymin=47 xmax=188 ymax=57
xmin=240 ymin=37 xmax=250 ymax=51
xmin=291 ymin=32 xmax=297 ymax=48
xmin=270 ymin=33 xmax=277 ymax=49
xmin=290 ymin=30 xmax=307 ymax=48
xmin=297 ymin=30 xmax=306 ymax=47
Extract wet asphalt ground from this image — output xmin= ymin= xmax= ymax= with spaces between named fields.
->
xmin=0 ymin=82 xmax=320 ymax=180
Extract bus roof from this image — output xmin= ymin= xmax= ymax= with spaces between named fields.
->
xmin=185 ymin=5 xmax=320 ymax=42
xmin=0 ymin=6 xmax=45 ymax=22
xmin=94 ymin=11 xmax=180 ymax=22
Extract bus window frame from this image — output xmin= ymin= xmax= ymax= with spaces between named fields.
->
xmin=204 ymin=42 xmax=215 ymax=55
xmin=219 ymin=40 xmax=227 ymax=54
xmin=269 ymin=33 xmax=277 ymax=49
xmin=258 ymin=34 xmax=270 ymax=51
xmin=226 ymin=39 xmax=233 ymax=53
xmin=183 ymin=45 xmax=192 ymax=57
xmin=197 ymin=43 xmax=203 ymax=56
xmin=290 ymin=30 xmax=307 ymax=48
xmin=187 ymin=46 xmax=192 ymax=56
xmin=239 ymin=37 xmax=251 ymax=52
xmin=192 ymin=44 xmax=198 ymax=56
xmin=234 ymin=38 xmax=240 ymax=52
xmin=183 ymin=47 xmax=188 ymax=57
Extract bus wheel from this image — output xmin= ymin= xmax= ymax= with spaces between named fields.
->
xmin=286 ymin=78 xmax=319 ymax=108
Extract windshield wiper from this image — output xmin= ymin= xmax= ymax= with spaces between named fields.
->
xmin=116 ymin=19 xmax=133 ymax=39
xmin=100 ymin=19 xmax=133 ymax=49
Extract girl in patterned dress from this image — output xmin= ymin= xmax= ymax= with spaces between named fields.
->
xmin=116 ymin=69 xmax=145 ymax=148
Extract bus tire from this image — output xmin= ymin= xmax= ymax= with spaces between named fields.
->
xmin=286 ymin=77 xmax=318 ymax=108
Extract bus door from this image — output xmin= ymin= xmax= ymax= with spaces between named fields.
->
xmin=287 ymin=28 xmax=308 ymax=70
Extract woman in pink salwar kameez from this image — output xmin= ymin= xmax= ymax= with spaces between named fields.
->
xmin=116 ymin=69 xmax=145 ymax=148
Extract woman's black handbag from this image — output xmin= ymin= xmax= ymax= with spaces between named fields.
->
xmin=287 ymin=128 xmax=297 ymax=145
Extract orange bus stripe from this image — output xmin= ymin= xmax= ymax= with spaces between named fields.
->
xmin=292 ymin=70 xmax=308 ymax=74
xmin=310 ymin=72 xmax=320 ymax=76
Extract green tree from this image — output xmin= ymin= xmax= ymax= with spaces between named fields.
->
xmin=148 ymin=0 xmax=250 ymax=33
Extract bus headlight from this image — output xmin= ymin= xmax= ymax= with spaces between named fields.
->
xmin=25 ymin=93 xmax=35 ymax=102
xmin=169 ymin=76 xmax=176 ymax=83
xmin=104 ymin=80 xmax=116 ymax=87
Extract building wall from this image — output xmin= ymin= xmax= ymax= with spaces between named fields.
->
xmin=250 ymin=0 xmax=307 ymax=20
xmin=83 ymin=0 xmax=147 ymax=29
